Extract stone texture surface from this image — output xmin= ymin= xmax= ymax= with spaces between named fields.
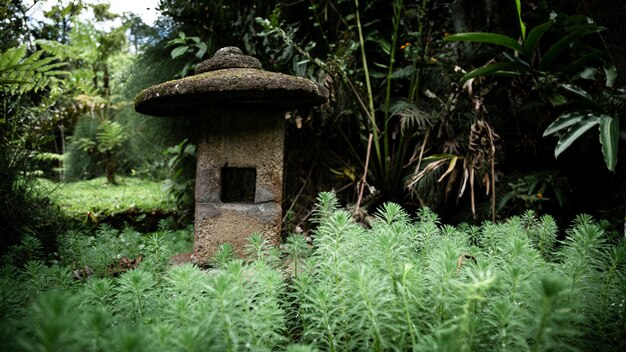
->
xmin=134 ymin=68 xmax=328 ymax=116
xmin=192 ymin=108 xmax=284 ymax=265
xmin=195 ymin=46 xmax=262 ymax=73
xmin=193 ymin=203 xmax=281 ymax=264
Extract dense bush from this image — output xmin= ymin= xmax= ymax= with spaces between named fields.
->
xmin=0 ymin=38 xmax=69 ymax=254
xmin=64 ymin=117 xmax=102 ymax=181
xmin=253 ymin=0 xmax=626 ymax=225
xmin=1 ymin=193 xmax=624 ymax=351
xmin=0 ymin=144 xmax=66 ymax=254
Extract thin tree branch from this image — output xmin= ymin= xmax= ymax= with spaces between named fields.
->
xmin=355 ymin=133 xmax=373 ymax=215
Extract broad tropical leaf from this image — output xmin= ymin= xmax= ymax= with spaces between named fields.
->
xmin=604 ymin=66 xmax=617 ymax=88
xmin=195 ymin=42 xmax=207 ymax=59
xmin=554 ymin=115 xmax=601 ymax=158
xmin=444 ymin=32 xmax=524 ymax=53
xmin=543 ymin=111 xmax=587 ymax=136
xmin=170 ymin=46 xmax=189 ymax=59
xmin=599 ymin=116 xmax=618 ymax=171
xmin=515 ymin=0 xmax=526 ymax=42
xmin=524 ymin=21 xmax=554 ymax=57
xmin=461 ymin=62 xmax=524 ymax=83
xmin=560 ymin=84 xmax=592 ymax=101
xmin=539 ymin=26 xmax=600 ymax=70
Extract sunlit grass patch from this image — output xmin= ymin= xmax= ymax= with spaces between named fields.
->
xmin=37 ymin=176 xmax=173 ymax=219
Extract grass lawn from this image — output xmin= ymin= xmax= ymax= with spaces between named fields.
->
xmin=37 ymin=176 xmax=174 ymax=219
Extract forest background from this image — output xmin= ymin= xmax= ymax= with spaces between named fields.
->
xmin=1 ymin=0 xmax=625 ymax=253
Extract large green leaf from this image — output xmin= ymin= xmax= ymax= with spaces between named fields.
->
xmin=554 ymin=116 xmax=601 ymax=158
xmin=515 ymin=0 xmax=526 ymax=42
xmin=599 ymin=115 xmax=619 ymax=171
xmin=604 ymin=65 xmax=617 ymax=88
xmin=558 ymin=50 xmax=602 ymax=74
xmin=560 ymin=84 xmax=592 ymax=101
xmin=539 ymin=28 xmax=599 ymax=70
xmin=523 ymin=21 xmax=553 ymax=57
xmin=444 ymin=32 xmax=524 ymax=53
xmin=461 ymin=62 xmax=523 ymax=83
xmin=195 ymin=42 xmax=207 ymax=59
xmin=543 ymin=111 xmax=586 ymax=136
xmin=170 ymin=46 xmax=189 ymax=59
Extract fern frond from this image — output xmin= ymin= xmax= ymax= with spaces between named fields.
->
xmin=389 ymin=100 xmax=435 ymax=133
xmin=96 ymin=121 xmax=127 ymax=152
xmin=0 ymin=45 xmax=67 ymax=94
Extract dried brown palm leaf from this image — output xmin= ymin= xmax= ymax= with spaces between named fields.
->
xmin=466 ymin=120 xmax=499 ymax=220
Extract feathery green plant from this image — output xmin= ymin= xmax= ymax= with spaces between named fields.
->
xmin=244 ymin=232 xmax=281 ymax=268
xmin=284 ymin=234 xmax=310 ymax=278
xmin=1 ymin=192 xmax=625 ymax=351
xmin=212 ymin=243 xmax=236 ymax=269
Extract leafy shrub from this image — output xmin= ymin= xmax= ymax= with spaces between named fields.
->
xmin=0 ymin=145 xmax=66 ymax=255
xmin=1 ymin=193 xmax=624 ymax=351
xmin=64 ymin=117 xmax=102 ymax=181
xmin=162 ymin=139 xmax=196 ymax=217
xmin=0 ymin=44 xmax=68 ymax=255
xmin=77 ymin=120 xmax=128 ymax=184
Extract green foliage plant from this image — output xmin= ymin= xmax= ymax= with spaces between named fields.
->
xmin=166 ymin=32 xmax=209 ymax=77
xmin=1 ymin=192 xmax=625 ymax=351
xmin=290 ymin=192 xmax=625 ymax=351
xmin=497 ymin=171 xmax=566 ymax=217
xmin=444 ymin=0 xmax=622 ymax=170
xmin=284 ymin=234 xmax=310 ymax=278
xmin=35 ymin=13 xmax=135 ymax=182
xmin=0 ymin=43 xmax=68 ymax=254
xmin=77 ymin=120 xmax=128 ymax=184
xmin=257 ymin=0 xmax=436 ymax=202
xmin=0 ymin=45 xmax=67 ymax=94
xmin=162 ymin=138 xmax=196 ymax=215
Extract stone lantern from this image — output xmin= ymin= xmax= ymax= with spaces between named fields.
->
xmin=134 ymin=47 xmax=327 ymax=265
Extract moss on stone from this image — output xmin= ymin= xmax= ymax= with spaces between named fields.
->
xmin=135 ymin=68 xmax=328 ymax=117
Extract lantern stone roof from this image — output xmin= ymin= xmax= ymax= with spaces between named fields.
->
xmin=134 ymin=47 xmax=328 ymax=117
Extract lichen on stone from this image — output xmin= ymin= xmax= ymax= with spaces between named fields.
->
xmin=135 ymin=68 xmax=328 ymax=117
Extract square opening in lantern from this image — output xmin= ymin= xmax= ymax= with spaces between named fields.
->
xmin=221 ymin=167 xmax=256 ymax=203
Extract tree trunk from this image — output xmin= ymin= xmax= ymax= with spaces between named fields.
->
xmin=103 ymin=153 xmax=117 ymax=185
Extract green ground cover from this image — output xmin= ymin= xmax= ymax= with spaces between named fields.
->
xmin=1 ymin=193 xmax=624 ymax=351
xmin=37 ymin=177 xmax=174 ymax=220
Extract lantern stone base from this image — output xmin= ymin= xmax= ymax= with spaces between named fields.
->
xmin=192 ymin=202 xmax=281 ymax=264
xmin=191 ymin=108 xmax=284 ymax=265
